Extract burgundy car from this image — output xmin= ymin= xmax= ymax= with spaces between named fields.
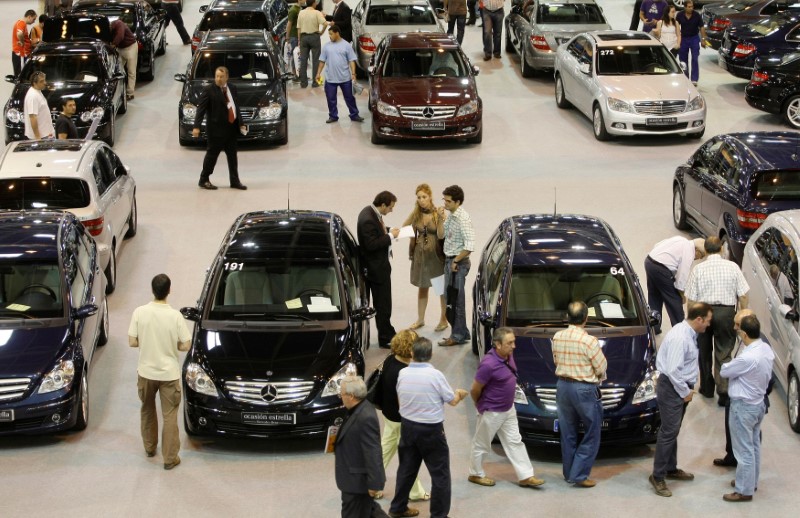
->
xmin=367 ymin=33 xmax=483 ymax=144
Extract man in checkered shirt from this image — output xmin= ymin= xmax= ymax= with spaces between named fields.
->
xmin=685 ymin=237 xmax=749 ymax=406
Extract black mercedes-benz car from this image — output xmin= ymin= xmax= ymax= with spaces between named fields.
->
xmin=192 ymin=0 xmax=272 ymax=53
xmin=472 ymin=214 xmax=660 ymax=445
xmin=180 ymin=210 xmax=374 ymax=439
xmin=718 ymin=12 xmax=800 ymax=79
xmin=72 ymin=0 xmax=169 ymax=81
xmin=175 ymin=29 xmax=289 ymax=146
xmin=745 ymin=51 xmax=800 ymax=127
xmin=0 ymin=211 xmax=108 ymax=435
xmin=3 ymin=14 xmax=127 ymax=146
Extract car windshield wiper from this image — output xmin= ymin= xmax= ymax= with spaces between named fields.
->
xmin=586 ymin=319 xmax=616 ymax=328
xmin=231 ymin=313 xmax=313 ymax=321
xmin=524 ymin=320 xmax=570 ymax=328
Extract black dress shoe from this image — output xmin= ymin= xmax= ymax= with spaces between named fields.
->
xmin=714 ymin=457 xmax=737 ymax=467
xmin=351 ymin=116 xmax=364 ymax=122
xmin=326 ymin=117 xmax=338 ymax=123
xmin=230 ymin=183 xmax=247 ymax=190
xmin=199 ymin=181 xmax=218 ymax=190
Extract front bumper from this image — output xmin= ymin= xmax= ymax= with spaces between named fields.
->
xmin=602 ymin=106 xmax=706 ymax=136
xmin=179 ymin=117 xmax=287 ymax=144
xmin=372 ymin=112 xmax=482 ymax=141
xmin=0 ymin=388 xmax=79 ymax=436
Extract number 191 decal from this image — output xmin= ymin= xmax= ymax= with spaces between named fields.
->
xmin=224 ymin=262 xmax=244 ymax=271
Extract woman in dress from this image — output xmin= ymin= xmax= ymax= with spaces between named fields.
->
xmin=654 ymin=4 xmax=680 ymax=56
xmin=403 ymin=184 xmax=448 ymax=332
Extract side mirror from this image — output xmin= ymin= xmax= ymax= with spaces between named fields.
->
xmin=181 ymin=306 xmax=201 ymax=322
xmin=174 ymin=73 xmax=187 ymax=82
xmin=649 ymin=310 xmax=661 ymax=329
xmin=199 ymin=4 xmax=209 ymax=12
xmin=5 ymin=75 xmax=16 ymax=83
xmin=472 ymin=65 xmax=480 ymax=76
xmin=351 ymin=306 xmax=376 ymax=321
xmin=478 ymin=311 xmax=494 ymax=327
xmin=579 ymin=62 xmax=591 ymax=75
xmin=280 ymin=72 xmax=293 ymax=81
xmin=73 ymin=304 xmax=98 ymax=320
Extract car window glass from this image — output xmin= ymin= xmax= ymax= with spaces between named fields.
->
xmin=95 ymin=148 xmax=117 ymax=188
xmin=69 ymin=259 xmax=87 ymax=308
xmin=0 ymin=178 xmax=91 ymax=209
xmin=366 ymin=5 xmax=436 ymax=25
xmin=341 ymin=227 xmax=365 ymax=305
xmin=709 ymin=143 xmax=738 ymax=184
xmin=486 ymin=237 xmax=507 ymax=313
xmin=597 ymin=45 xmax=680 ymax=75
xmin=537 ymin=3 xmax=605 ymax=24
xmin=786 ymin=23 xmax=800 ymax=41
xmin=23 ymin=53 xmax=101 ymax=83
xmin=755 ymin=227 xmax=797 ymax=305
xmin=383 ymin=49 xmax=468 ymax=77
xmin=194 ymin=51 xmax=276 ymax=80
xmin=199 ymin=11 xmax=270 ymax=31
xmin=0 ymin=260 xmax=63 ymax=318
xmin=92 ymin=153 xmax=110 ymax=195
xmin=64 ymin=226 xmax=88 ymax=307
xmin=568 ymin=36 xmax=589 ymax=61
xmin=524 ymin=4 xmax=536 ymax=21
xmin=693 ymin=139 xmax=724 ymax=175
xmin=101 ymin=147 xmax=125 ymax=178
xmin=761 ymin=1 xmax=779 ymax=14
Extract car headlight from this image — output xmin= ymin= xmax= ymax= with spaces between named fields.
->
xmin=632 ymin=370 xmax=660 ymax=405
xmin=38 ymin=360 xmax=75 ymax=394
xmin=185 ymin=362 xmax=219 ymax=397
xmin=6 ymin=108 xmax=21 ymax=124
xmin=257 ymin=103 xmax=282 ymax=120
xmin=377 ymin=100 xmax=400 ymax=117
xmin=687 ymin=95 xmax=705 ymax=111
xmin=182 ymin=103 xmax=196 ymax=121
xmin=80 ymin=107 xmax=105 ymax=122
xmin=606 ymin=97 xmax=633 ymax=113
xmin=456 ymin=99 xmax=479 ymax=117
xmin=321 ymin=362 xmax=358 ymax=398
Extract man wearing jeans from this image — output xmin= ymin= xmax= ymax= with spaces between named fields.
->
xmin=444 ymin=0 xmax=467 ymax=45
xmin=297 ymin=0 xmax=328 ymax=88
xmin=316 ymin=25 xmax=364 ymax=123
xmin=162 ymin=0 xmax=191 ymax=45
xmin=675 ymin=0 xmax=708 ymax=85
xmin=437 ymin=185 xmax=474 ymax=347
xmin=720 ymin=314 xmax=774 ymax=503
xmin=481 ymin=0 xmax=504 ymax=61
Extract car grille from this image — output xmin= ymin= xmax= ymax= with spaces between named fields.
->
xmin=400 ymin=106 xmax=457 ymax=120
xmin=0 ymin=416 xmax=47 ymax=433
xmin=0 ymin=377 xmax=31 ymax=402
xmin=536 ymin=387 xmax=627 ymax=411
xmin=633 ymin=101 xmax=687 ymax=115
xmin=224 ymin=380 xmax=316 ymax=406
xmin=216 ymin=421 xmax=328 ymax=436
xmin=239 ymin=107 xmax=257 ymax=122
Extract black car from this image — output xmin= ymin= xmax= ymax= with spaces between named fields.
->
xmin=673 ymin=132 xmax=800 ymax=264
xmin=703 ymin=0 xmax=800 ymax=50
xmin=72 ymin=0 xmax=169 ymax=81
xmin=192 ymin=0 xmax=273 ymax=54
xmin=472 ymin=214 xmax=660 ymax=445
xmin=745 ymin=51 xmax=800 ymax=127
xmin=718 ymin=12 xmax=800 ymax=79
xmin=3 ymin=15 xmax=127 ymax=146
xmin=0 ymin=211 xmax=108 ymax=435
xmin=175 ymin=29 xmax=289 ymax=146
xmin=146 ymin=0 xmax=183 ymax=10
xmin=180 ymin=210 xmax=374 ymax=439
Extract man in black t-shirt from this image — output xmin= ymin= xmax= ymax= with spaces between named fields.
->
xmin=55 ymin=98 xmax=78 ymax=139
xmin=676 ymin=0 xmax=708 ymax=84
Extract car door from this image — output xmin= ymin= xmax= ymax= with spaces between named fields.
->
xmin=560 ymin=36 xmax=585 ymax=102
xmin=90 ymin=148 xmax=115 ymax=244
xmin=99 ymin=146 xmax=134 ymax=242
xmin=572 ymin=37 xmax=596 ymax=117
xmin=684 ymin=138 xmax=723 ymax=229
xmin=340 ymin=225 xmax=370 ymax=347
xmin=506 ymin=0 xmax=530 ymax=54
xmin=352 ymin=0 xmax=367 ymax=52
xmin=475 ymin=230 xmax=509 ymax=357
xmin=66 ymin=225 xmax=100 ymax=365
xmin=103 ymin=48 xmax=124 ymax=110
xmin=700 ymin=141 xmax=739 ymax=233
xmin=369 ymin=37 xmax=388 ymax=107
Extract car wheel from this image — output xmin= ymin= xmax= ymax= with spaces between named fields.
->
xmin=118 ymin=86 xmax=128 ymax=115
xmin=687 ymin=127 xmax=705 ymax=139
xmin=278 ymin=117 xmax=288 ymax=146
xmin=555 ymin=75 xmax=570 ymax=109
xmin=505 ymin=31 xmax=516 ymax=54
xmin=720 ymin=234 xmax=732 ymax=261
xmin=73 ymin=370 xmax=89 ymax=431
xmin=184 ymin=408 xmax=199 ymax=436
xmin=471 ymin=311 xmax=479 ymax=355
xmin=141 ymin=48 xmax=155 ymax=81
xmin=520 ymin=50 xmax=535 ymax=78
xmin=125 ymin=196 xmax=137 ymax=238
xmin=672 ymin=185 xmax=689 ymax=230
xmin=179 ymin=134 xmax=193 ymax=146
xmin=103 ymin=114 xmax=116 ymax=146
xmin=371 ymin=124 xmax=384 ymax=145
xmin=466 ymin=126 xmax=482 ymax=144
xmin=783 ymin=95 xmax=800 ymax=129
xmin=592 ymin=104 xmax=610 ymax=141
xmin=105 ymin=244 xmax=117 ymax=295
xmin=355 ymin=66 xmax=366 ymax=80
xmin=98 ymin=298 xmax=109 ymax=347
xmin=157 ymin=32 xmax=167 ymax=56
xmin=789 ymin=370 xmax=800 ymax=433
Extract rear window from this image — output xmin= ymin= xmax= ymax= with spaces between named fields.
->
xmin=0 ymin=178 xmax=91 ymax=210
xmin=753 ymin=170 xmax=800 ymax=200
xmin=366 ymin=5 xmax=436 ymax=25
xmin=199 ymin=11 xmax=270 ymax=31
xmin=537 ymin=3 xmax=605 ymax=24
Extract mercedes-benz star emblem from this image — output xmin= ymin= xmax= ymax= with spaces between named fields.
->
xmin=261 ymin=384 xmax=278 ymax=402
xmin=422 ymin=107 xmax=434 ymax=119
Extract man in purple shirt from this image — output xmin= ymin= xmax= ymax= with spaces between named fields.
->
xmin=467 ymin=328 xmax=545 ymax=489
xmin=640 ymin=0 xmax=668 ymax=33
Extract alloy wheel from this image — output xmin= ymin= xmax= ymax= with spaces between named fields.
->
xmin=786 ymin=98 xmax=800 ymax=128
xmin=790 ymin=373 xmax=799 ymax=430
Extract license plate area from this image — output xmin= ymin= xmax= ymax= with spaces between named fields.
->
xmin=411 ymin=120 xmax=446 ymax=131
xmin=0 ymin=409 xmax=14 ymax=422
xmin=646 ymin=117 xmax=678 ymax=126
xmin=241 ymin=412 xmax=296 ymax=425
xmin=553 ymin=418 xmax=610 ymax=432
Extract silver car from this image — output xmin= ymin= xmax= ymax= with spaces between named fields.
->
xmin=553 ymin=31 xmax=706 ymax=140
xmin=505 ymin=0 xmax=610 ymax=78
xmin=352 ymin=0 xmax=445 ymax=72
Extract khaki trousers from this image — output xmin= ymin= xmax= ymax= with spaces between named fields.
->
xmin=469 ymin=407 xmax=534 ymax=480
xmin=117 ymin=43 xmax=138 ymax=94
xmin=381 ymin=417 xmax=427 ymax=500
xmin=137 ymin=375 xmax=181 ymax=464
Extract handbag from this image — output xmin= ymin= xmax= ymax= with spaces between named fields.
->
xmin=445 ymin=271 xmax=458 ymax=324
xmin=366 ymin=354 xmax=390 ymax=408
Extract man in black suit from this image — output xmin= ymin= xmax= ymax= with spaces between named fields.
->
xmin=357 ymin=192 xmax=400 ymax=349
xmin=335 ymin=376 xmax=388 ymax=518
xmin=192 ymin=66 xmax=248 ymax=190
xmin=326 ymin=0 xmax=353 ymax=42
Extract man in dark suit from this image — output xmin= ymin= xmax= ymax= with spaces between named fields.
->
xmin=192 ymin=66 xmax=248 ymax=190
xmin=335 ymin=376 xmax=388 ymax=518
xmin=357 ymin=192 xmax=400 ymax=348
xmin=326 ymin=0 xmax=353 ymax=42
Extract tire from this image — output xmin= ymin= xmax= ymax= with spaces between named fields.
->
xmin=555 ymin=75 xmax=570 ymax=109
xmin=118 ymin=86 xmax=127 ymax=115
xmin=125 ymin=196 xmax=137 ymax=238
xmin=466 ymin=126 xmax=482 ymax=144
xmin=156 ymin=32 xmax=167 ymax=56
xmin=506 ymin=31 xmax=516 ymax=54
xmin=73 ymin=370 xmax=89 ymax=431
xmin=98 ymin=299 xmax=109 ymax=347
xmin=140 ymin=48 xmax=155 ymax=82
xmin=783 ymin=95 xmax=800 ymax=129
xmin=371 ymin=124 xmax=384 ymax=145
xmin=103 ymin=114 xmax=116 ymax=146
xmin=789 ymin=370 xmax=800 ymax=433
xmin=672 ymin=185 xmax=689 ymax=230
xmin=720 ymin=234 xmax=732 ymax=262
xmin=520 ymin=49 xmax=535 ymax=78
xmin=592 ymin=104 xmax=610 ymax=141
xmin=184 ymin=408 xmax=199 ymax=436
xmin=104 ymin=244 xmax=116 ymax=295
xmin=688 ymin=127 xmax=705 ymax=139
xmin=471 ymin=312 xmax=479 ymax=355
xmin=277 ymin=117 xmax=288 ymax=146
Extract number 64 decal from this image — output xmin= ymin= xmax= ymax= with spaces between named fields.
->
xmin=610 ymin=266 xmax=624 ymax=275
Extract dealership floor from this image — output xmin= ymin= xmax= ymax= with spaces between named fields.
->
xmin=1 ymin=0 xmax=798 ymax=516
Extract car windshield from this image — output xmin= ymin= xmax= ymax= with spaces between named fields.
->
xmin=199 ymin=11 xmax=270 ymax=30
xmin=0 ymin=261 xmax=64 ymax=319
xmin=749 ymin=16 xmax=788 ymax=35
xmin=366 ymin=5 xmax=437 ymax=25
xmin=194 ymin=51 xmax=276 ymax=80
xmin=753 ymin=170 xmax=800 ymax=200
xmin=505 ymin=265 xmax=642 ymax=327
xmin=0 ymin=179 xmax=91 ymax=210
xmin=596 ymin=45 xmax=681 ymax=75
xmin=383 ymin=49 xmax=468 ymax=77
xmin=537 ymin=3 xmax=605 ymax=24
xmin=22 ymin=54 xmax=102 ymax=83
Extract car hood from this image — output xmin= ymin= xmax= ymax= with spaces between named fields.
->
xmin=196 ymin=327 xmax=346 ymax=380
xmin=597 ymin=74 xmax=700 ymax=102
xmin=9 ymin=83 xmax=104 ymax=114
xmin=0 ymin=326 xmax=69 ymax=378
xmin=185 ymin=79 xmax=284 ymax=107
xmin=379 ymin=77 xmax=477 ymax=106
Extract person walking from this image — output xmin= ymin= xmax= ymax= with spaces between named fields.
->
xmin=552 ymin=301 xmax=607 ymax=488
xmin=676 ymin=0 xmax=709 ymax=85
xmin=286 ymin=0 xmax=304 ymax=81
xmin=403 ymin=184 xmax=447 ymax=333
xmin=12 ymin=10 xmax=36 ymax=77
xmin=378 ymin=330 xmax=430 ymax=503
xmin=685 ymin=236 xmax=749 ymax=405
xmin=444 ymin=0 xmax=468 ymax=45
xmin=644 ymin=236 xmax=705 ymax=334
xmin=648 ymin=302 xmax=712 ymax=497
xmin=297 ymin=0 xmax=328 ymax=88
xmin=335 ymin=376 xmax=390 ymax=517
xmin=358 ymin=191 xmax=400 ymax=349
xmin=437 ymin=185 xmax=474 ymax=347
xmin=481 ymin=0 xmax=504 ymax=61
xmin=388 ymin=337 xmax=469 ymax=518
xmin=23 ymin=71 xmax=54 ymax=140
xmin=326 ymin=0 xmax=353 ymax=42
xmin=56 ymin=98 xmax=78 ymax=139
xmin=192 ymin=66 xmax=248 ymax=191
xmin=639 ymin=0 xmax=669 ymax=34
xmin=128 ymin=274 xmax=192 ymax=470
xmin=110 ymin=18 xmax=138 ymax=100
xmin=468 ymin=327 xmax=545 ymax=489
xmin=654 ymin=4 xmax=681 ymax=56
xmin=316 ymin=25 xmax=363 ymax=123
xmin=720 ymin=314 xmax=775 ymax=503
xmin=162 ymin=0 xmax=192 ymax=45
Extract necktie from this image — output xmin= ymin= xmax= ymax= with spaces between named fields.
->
xmin=223 ymin=86 xmax=235 ymax=124
xmin=333 ymin=3 xmax=338 ymax=16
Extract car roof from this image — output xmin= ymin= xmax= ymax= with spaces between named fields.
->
xmin=225 ymin=210 xmax=336 ymax=256
xmin=588 ymin=30 xmax=658 ymax=46
xmin=0 ymin=141 xmax=97 ymax=177
xmin=368 ymin=0 xmax=432 ymax=6
xmin=764 ymin=209 xmax=800 ymax=231
xmin=386 ymin=32 xmax=459 ymax=49
xmin=199 ymin=29 xmax=272 ymax=50
xmin=207 ymin=0 xmax=268 ymax=11
xmin=721 ymin=131 xmax=800 ymax=171
xmin=0 ymin=211 xmax=68 ymax=261
xmin=508 ymin=214 xmax=625 ymax=267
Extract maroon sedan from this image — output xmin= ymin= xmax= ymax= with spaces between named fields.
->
xmin=367 ymin=33 xmax=482 ymax=144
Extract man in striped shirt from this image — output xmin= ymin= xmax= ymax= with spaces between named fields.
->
xmin=552 ymin=301 xmax=608 ymax=488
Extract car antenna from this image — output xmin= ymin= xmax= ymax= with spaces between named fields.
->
xmin=553 ymin=187 xmax=558 ymax=217
xmin=287 ymin=183 xmax=290 ymax=212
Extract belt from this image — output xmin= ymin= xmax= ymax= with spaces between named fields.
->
xmin=710 ymin=303 xmax=734 ymax=308
xmin=557 ymin=376 xmax=583 ymax=383
xmin=646 ymin=256 xmax=672 ymax=272
xmin=446 ymin=255 xmax=457 ymax=259
xmin=301 ymin=32 xmax=320 ymax=35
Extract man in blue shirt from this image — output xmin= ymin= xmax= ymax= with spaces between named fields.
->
xmin=676 ymin=0 xmax=709 ymax=84
xmin=316 ymin=25 xmax=363 ymax=123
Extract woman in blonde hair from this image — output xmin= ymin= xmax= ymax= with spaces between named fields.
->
xmin=404 ymin=184 xmax=448 ymax=332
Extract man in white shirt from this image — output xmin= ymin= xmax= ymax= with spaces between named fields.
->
xmin=23 ymin=71 xmax=55 ymax=139
xmin=645 ymin=236 xmax=705 ymax=334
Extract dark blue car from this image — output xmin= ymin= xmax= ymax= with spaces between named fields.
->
xmin=718 ymin=12 xmax=800 ymax=79
xmin=672 ymin=132 xmax=800 ymax=264
xmin=0 ymin=211 xmax=107 ymax=435
xmin=472 ymin=214 xmax=660 ymax=445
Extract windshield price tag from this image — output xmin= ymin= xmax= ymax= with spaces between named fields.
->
xmin=599 ymin=49 xmax=614 ymax=56
xmin=255 ymin=52 xmax=270 ymax=57
xmin=610 ymin=266 xmax=624 ymax=275
xmin=224 ymin=262 xmax=244 ymax=271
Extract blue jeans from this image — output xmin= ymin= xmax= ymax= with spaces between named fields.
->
xmin=323 ymin=81 xmax=359 ymax=120
xmin=730 ymin=398 xmax=765 ymax=496
xmin=482 ymin=8 xmax=504 ymax=57
xmin=444 ymin=257 xmax=470 ymax=342
xmin=447 ymin=15 xmax=466 ymax=45
xmin=679 ymin=34 xmax=701 ymax=82
xmin=556 ymin=379 xmax=602 ymax=482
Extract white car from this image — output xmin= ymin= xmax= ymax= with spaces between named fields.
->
xmin=742 ymin=210 xmax=800 ymax=432
xmin=553 ymin=30 xmax=706 ymax=141
xmin=0 ymin=140 xmax=137 ymax=294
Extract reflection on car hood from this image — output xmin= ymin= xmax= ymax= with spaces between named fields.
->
xmin=379 ymin=77 xmax=476 ymax=106
xmin=535 ymin=23 xmax=611 ymax=35
xmin=361 ymin=26 xmax=444 ymax=47
xmin=185 ymin=80 xmax=284 ymax=107
xmin=11 ymin=83 xmax=103 ymax=114
xmin=597 ymin=74 xmax=699 ymax=102
xmin=0 ymin=326 xmax=69 ymax=378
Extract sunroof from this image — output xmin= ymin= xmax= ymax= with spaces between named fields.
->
xmin=13 ymin=140 xmax=85 ymax=152
xmin=596 ymin=32 xmax=653 ymax=41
